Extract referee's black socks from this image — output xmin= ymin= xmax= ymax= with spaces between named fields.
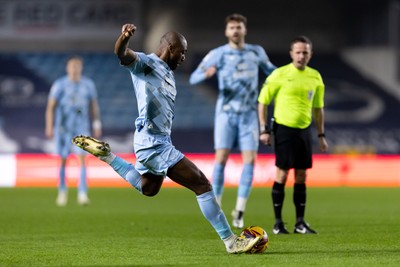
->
xmin=272 ymin=182 xmax=285 ymax=223
xmin=293 ymin=183 xmax=306 ymax=222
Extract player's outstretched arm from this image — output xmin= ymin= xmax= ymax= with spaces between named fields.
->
xmin=114 ymin=24 xmax=138 ymax=66
xmin=189 ymin=50 xmax=219 ymax=85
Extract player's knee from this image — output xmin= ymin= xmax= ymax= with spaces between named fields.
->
xmin=195 ymin=173 xmax=213 ymax=194
xmin=142 ymin=184 xmax=161 ymax=197
xmin=142 ymin=188 xmax=160 ymax=197
xmin=294 ymin=170 xmax=307 ymax=183
xmin=276 ymin=169 xmax=289 ymax=184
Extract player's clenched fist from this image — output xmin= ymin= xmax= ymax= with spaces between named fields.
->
xmin=122 ymin=24 xmax=136 ymax=37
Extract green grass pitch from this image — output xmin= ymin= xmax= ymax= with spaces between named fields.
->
xmin=0 ymin=187 xmax=399 ymax=266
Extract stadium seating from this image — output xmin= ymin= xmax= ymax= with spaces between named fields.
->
xmin=0 ymin=52 xmax=399 ymax=154
xmin=16 ymin=52 xmax=215 ymax=131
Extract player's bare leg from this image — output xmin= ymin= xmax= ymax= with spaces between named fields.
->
xmin=167 ymin=157 xmax=259 ymax=253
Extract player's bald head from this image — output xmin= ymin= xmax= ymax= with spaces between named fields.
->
xmin=160 ymin=31 xmax=186 ymax=47
xmin=156 ymin=31 xmax=187 ymax=70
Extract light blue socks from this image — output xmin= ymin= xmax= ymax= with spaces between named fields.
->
xmin=212 ymin=163 xmax=225 ymax=204
xmin=238 ymin=163 xmax=254 ymax=198
xmin=78 ymin=165 xmax=87 ymax=193
xmin=109 ymin=156 xmax=142 ymax=193
xmin=196 ymin=190 xmax=233 ymax=240
xmin=59 ymin=163 xmax=66 ymax=192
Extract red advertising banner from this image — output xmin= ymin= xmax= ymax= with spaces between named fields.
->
xmin=1 ymin=154 xmax=399 ymax=187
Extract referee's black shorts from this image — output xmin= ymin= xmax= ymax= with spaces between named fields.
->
xmin=273 ymin=122 xmax=312 ymax=170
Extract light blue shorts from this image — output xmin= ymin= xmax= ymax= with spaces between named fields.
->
xmin=55 ymin=129 xmax=89 ymax=158
xmin=134 ymin=131 xmax=184 ymax=176
xmin=214 ymin=110 xmax=259 ymax=151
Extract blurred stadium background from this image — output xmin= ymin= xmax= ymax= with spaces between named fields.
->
xmin=0 ymin=0 xmax=399 ymax=187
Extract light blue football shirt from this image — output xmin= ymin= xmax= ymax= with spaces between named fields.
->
xmin=49 ymin=76 xmax=97 ymax=134
xmin=126 ymin=52 xmax=176 ymax=136
xmin=190 ymin=44 xmax=276 ymax=113
xmin=125 ymin=52 xmax=185 ymax=175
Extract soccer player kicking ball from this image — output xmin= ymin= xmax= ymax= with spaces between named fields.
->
xmin=72 ymin=23 xmax=259 ymax=254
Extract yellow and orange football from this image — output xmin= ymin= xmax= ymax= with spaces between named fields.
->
xmin=240 ymin=226 xmax=269 ymax=254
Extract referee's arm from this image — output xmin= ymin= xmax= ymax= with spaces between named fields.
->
xmin=313 ymin=107 xmax=328 ymax=152
xmin=258 ymin=102 xmax=271 ymax=146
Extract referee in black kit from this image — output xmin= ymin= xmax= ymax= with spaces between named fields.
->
xmin=258 ymin=36 xmax=328 ymax=234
